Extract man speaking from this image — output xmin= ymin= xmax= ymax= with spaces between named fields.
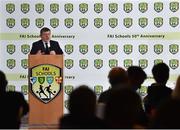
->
xmin=30 ymin=27 xmax=63 ymax=55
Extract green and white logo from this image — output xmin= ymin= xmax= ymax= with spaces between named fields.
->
xmin=65 ymin=59 xmax=74 ymax=69
xmin=169 ymin=44 xmax=179 ymax=54
xmin=94 ymin=3 xmax=103 ymax=13
xmin=109 ymin=44 xmax=118 ymax=55
xmin=64 ymin=100 xmax=69 ymax=109
xmin=21 ymin=18 xmax=30 ymax=28
xmin=94 ymin=85 xmax=103 ymax=95
xmin=154 ymin=59 xmax=163 ymax=65
xmin=109 ymin=59 xmax=118 ymax=68
xmin=6 ymin=18 xmax=15 ymax=28
xmin=79 ymin=3 xmax=88 ymax=14
xmin=21 ymin=85 xmax=28 ymax=95
xmin=139 ymin=2 xmax=148 ymax=13
xmin=7 ymin=44 xmax=15 ymax=55
xmin=124 ymin=59 xmax=133 ymax=69
xmin=35 ymin=3 xmax=44 ymax=14
xmin=139 ymin=44 xmax=148 ymax=55
xmin=169 ymin=59 xmax=179 ymax=69
xmin=94 ymin=44 xmax=103 ymax=55
xmin=64 ymin=3 xmax=73 ymax=14
xmin=21 ymin=44 xmax=30 ymax=54
xmin=79 ymin=59 xmax=88 ymax=69
xmin=7 ymin=85 xmax=15 ymax=92
xmin=21 ymin=59 xmax=28 ymax=69
xmin=65 ymin=85 xmax=73 ymax=95
xmin=139 ymin=17 xmax=148 ymax=28
xmin=65 ymin=18 xmax=73 ymax=28
xmin=79 ymin=18 xmax=88 ymax=28
xmin=124 ymin=3 xmax=133 ymax=13
xmin=154 ymin=44 xmax=163 ymax=54
xmin=154 ymin=17 xmax=163 ymax=28
xmin=94 ymin=59 xmax=103 ymax=69
xmin=35 ymin=18 xmax=44 ymax=28
xmin=139 ymin=59 xmax=148 ymax=69
xmin=79 ymin=44 xmax=88 ymax=55
xmin=124 ymin=44 xmax=133 ymax=54
xmin=21 ymin=3 xmax=30 ymax=14
xmin=169 ymin=17 xmax=179 ymax=28
xmin=50 ymin=3 xmax=59 ymax=14
xmin=7 ymin=59 xmax=16 ymax=69
xmin=6 ymin=3 xmax=15 ymax=14
xmin=109 ymin=3 xmax=118 ymax=13
xmin=124 ymin=18 xmax=133 ymax=28
xmin=154 ymin=2 xmax=163 ymax=13
xmin=109 ymin=18 xmax=118 ymax=28
xmin=50 ymin=18 xmax=59 ymax=28
xmin=170 ymin=2 xmax=179 ymax=12
xmin=94 ymin=18 xmax=103 ymax=28
xmin=65 ymin=44 xmax=73 ymax=55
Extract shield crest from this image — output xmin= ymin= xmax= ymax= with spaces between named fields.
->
xmin=124 ymin=3 xmax=133 ymax=13
xmin=35 ymin=3 xmax=44 ymax=14
xmin=94 ymin=18 xmax=103 ymax=28
xmin=65 ymin=85 xmax=73 ymax=95
xmin=35 ymin=18 xmax=44 ymax=28
xmin=65 ymin=59 xmax=74 ymax=69
xmin=109 ymin=18 xmax=118 ymax=28
xmin=109 ymin=44 xmax=118 ymax=55
xmin=64 ymin=100 xmax=69 ymax=109
xmin=50 ymin=18 xmax=59 ymax=28
xmin=6 ymin=18 xmax=15 ymax=28
xmin=139 ymin=2 xmax=148 ymax=13
xmin=169 ymin=44 xmax=179 ymax=54
xmin=21 ymin=59 xmax=28 ymax=69
xmin=169 ymin=17 xmax=179 ymax=28
xmin=65 ymin=18 xmax=73 ymax=28
xmin=109 ymin=3 xmax=118 ymax=13
xmin=7 ymin=44 xmax=15 ymax=55
xmin=154 ymin=2 xmax=163 ymax=13
xmin=64 ymin=3 xmax=73 ymax=14
xmin=21 ymin=18 xmax=30 ymax=28
xmin=94 ymin=44 xmax=103 ymax=55
xmin=7 ymin=85 xmax=15 ymax=92
xmin=21 ymin=85 xmax=28 ymax=95
xmin=94 ymin=85 xmax=103 ymax=95
xmin=154 ymin=44 xmax=163 ymax=54
xmin=169 ymin=59 xmax=179 ymax=69
xmin=109 ymin=59 xmax=118 ymax=68
xmin=65 ymin=44 xmax=74 ymax=55
xmin=7 ymin=59 xmax=16 ymax=69
xmin=79 ymin=44 xmax=88 ymax=55
xmin=139 ymin=44 xmax=148 ymax=55
xmin=170 ymin=2 xmax=179 ymax=12
xmin=139 ymin=59 xmax=148 ymax=69
xmin=79 ymin=59 xmax=88 ymax=69
xmin=94 ymin=3 xmax=103 ymax=13
xmin=154 ymin=17 xmax=163 ymax=28
xmin=46 ymin=76 xmax=54 ymax=84
xmin=21 ymin=3 xmax=30 ymax=14
xmin=124 ymin=44 xmax=133 ymax=54
xmin=94 ymin=59 xmax=103 ymax=69
xmin=6 ymin=3 xmax=15 ymax=14
xmin=50 ymin=3 xmax=59 ymax=14
xmin=124 ymin=18 xmax=133 ymax=28
xmin=30 ymin=77 xmax=37 ymax=85
xmin=124 ymin=59 xmax=133 ymax=69
xmin=21 ymin=44 xmax=30 ymax=54
xmin=79 ymin=3 xmax=88 ymax=14
xmin=139 ymin=17 xmax=148 ymax=28
xmin=38 ymin=77 xmax=45 ymax=84
xmin=79 ymin=18 xmax=88 ymax=28
xmin=154 ymin=59 xmax=163 ymax=65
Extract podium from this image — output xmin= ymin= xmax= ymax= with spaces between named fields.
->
xmin=28 ymin=55 xmax=64 ymax=128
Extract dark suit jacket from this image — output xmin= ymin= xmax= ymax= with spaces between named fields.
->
xmin=30 ymin=40 xmax=63 ymax=55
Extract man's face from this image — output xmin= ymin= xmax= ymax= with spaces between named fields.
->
xmin=40 ymin=31 xmax=51 ymax=42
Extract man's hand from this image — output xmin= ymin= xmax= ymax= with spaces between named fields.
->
xmin=50 ymin=51 xmax=56 ymax=55
xmin=36 ymin=50 xmax=44 ymax=55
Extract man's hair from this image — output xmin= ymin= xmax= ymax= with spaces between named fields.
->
xmin=152 ymin=63 xmax=169 ymax=84
xmin=0 ymin=70 xmax=8 ymax=92
xmin=40 ymin=27 xmax=51 ymax=35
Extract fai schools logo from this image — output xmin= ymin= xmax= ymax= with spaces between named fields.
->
xmin=109 ymin=44 xmax=118 ymax=55
xmin=154 ymin=44 xmax=163 ymax=54
xmin=30 ymin=64 xmax=63 ymax=103
xmin=21 ymin=59 xmax=28 ymax=69
xmin=109 ymin=3 xmax=118 ymax=13
xmin=154 ymin=2 xmax=163 ymax=13
xmin=169 ymin=59 xmax=179 ymax=70
xmin=109 ymin=59 xmax=118 ymax=68
xmin=169 ymin=44 xmax=179 ymax=54
xmin=79 ymin=3 xmax=88 ymax=14
xmin=109 ymin=18 xmax=118 ymax=28
xmin=6 ymin=3 xmax=15 ymax=14
xmin=21 ymin=44 xmax=30 ymax=54
xmin=65 ymin=44 xmax=74 ymax=55
xmin=35 ymin=18 xmax=44 ymax=28
xmin=94 ymin=59 xmax=103 ymax=69
xmin=94 ymin=85 xmax=103 ymax=95
xmin=139 ymin=2 xmax=148 ymax=13
xmin=170 ymin=2 xmax=179 ymax=12
xmin=139 ymin=17 xmax=148 ymax=28
xmin=124 ymin=3 xmax=133 ymax=13
xmin=35 ymin=3 xmax=44 ymax=14
xmin=94 ymin=3 xmax=103 ymax=13
xmin=94 ymin=18 xmax=103 ymax=28
xmin=64 ymin=3 xmax=73 ymax=14
xmin=79 ymin=18 xmax=88 ymax=28
xmin=139 ymin=59 xmax=148 ymax=69
xmin=124 ymin=59 xmax=133 ymax=69
xmin=50 ymin=18 xmax=59 ymax=28
xmin=124 ymin=18 xmax=133 ymax=28
xmin=21 ymin=3 xmax=30 ymax=14
xmin=7 ymin=44 xmax=15 ymax=55
xmin=64 ymin=85 xmax=74 ymax=95
xmin=65 ymin=18 xmax=73 ymax=28
xmin=79 ymin=44 xmax=88 ymax=55
xmin=21 ymin=18 xmax=30 ymax=28
xmin=65 ymin=59 xmax=74 ymax=69
xmin=6 ymin=18 xmax=15 ymax=28
xmin=79 ymin=59 xmax=88 ymax=69
xmin=154 ymin=17 xmax=163 ymax=28
xmin=94 ymin=44 xmax=103 ymax=55
xmin=124 ymin=44 xmax=133 ymax=54
xmin=7 ymin=59 xmax=16 ymax=69
xmin=139 ymin=44 xmax=148 ymax=55
xmin=169 ymin=17 xmax=179 ymax=28
xmin=50 ymin=3 xmax=59 ymax=14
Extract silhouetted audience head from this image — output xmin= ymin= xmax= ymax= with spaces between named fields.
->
xmin=172 ymin=76 xmax=180 ymax=100
xmin=127 ymin=66 xmax=147 ymax=91
xmin=152 ymin=63 xmax=169 ymax=85
xmin=0 ymin=70 xmax=8 ymax=93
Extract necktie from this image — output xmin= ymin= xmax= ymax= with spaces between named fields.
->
xmin=45 ymin=43 xmax=50 ymax=54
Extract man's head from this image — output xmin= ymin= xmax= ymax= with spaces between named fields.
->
xmin=152 ymin=63 xmax=169 ymax=85
xmin=0 ymin=70 xmax=8 ymax=93
xmin=40 ymin=27 xmax=51 ymax=42
xmin=127 ymin=66 xmax=147 ymax=91
xmin=108 ymin=67 xmax=128 ymax=88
